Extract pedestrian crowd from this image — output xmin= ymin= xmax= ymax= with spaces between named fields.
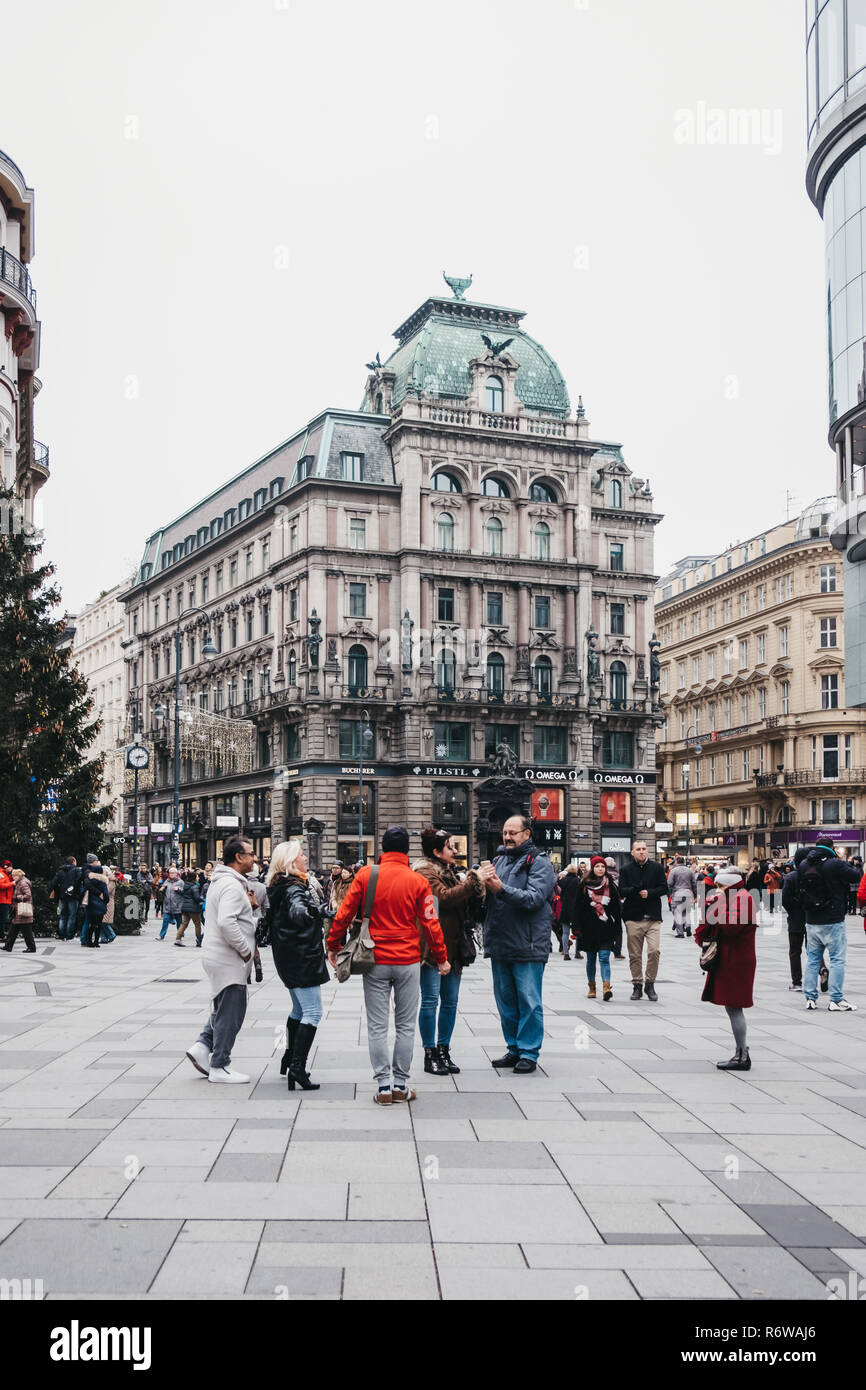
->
xmin=6 ymin=825 xmax=864 ymax=1101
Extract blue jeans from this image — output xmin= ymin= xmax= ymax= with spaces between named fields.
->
xmin=804 ymin=921 xmax=847 ymax=1002
xmin=58 ymin=899 xmax=78 ymax=939
xmin=418 ymin=962 xmax=462 ymax=1047
xmin=490 ymin=958 xmax=546 ymax=1062
xmin=288 ymin=985 xmax=323 ymax=1027
xmin=585 ymin=949 xmax=612 ymax=984
xmin=99 ymin=924 xmax=116 ymax=943
xmin=159 ymin=911 xmax=182 ymax=939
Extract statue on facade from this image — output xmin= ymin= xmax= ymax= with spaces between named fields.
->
xmin=489 ymin=742 xmax=519 ymax=780
xmin=649 ymin=632 xmax=661 ymax=687
xmin=307 ymin=610 xmax=323 ymax=669
xmin=586 ymin=626 xmax=600 ymax=683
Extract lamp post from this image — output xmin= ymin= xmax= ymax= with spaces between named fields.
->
xmin=682 ymin=724 xmax=703 ymax=863
xmin=153 ymin=608 xmax=217 ymax=868
xmin=357 ymin=707 xmax=373 ymax=864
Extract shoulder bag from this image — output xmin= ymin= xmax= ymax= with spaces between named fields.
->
xmin=334 ymin=867 xmax=378 ymax=983
xmin=699 ymin=930 xmax=720 ymax=973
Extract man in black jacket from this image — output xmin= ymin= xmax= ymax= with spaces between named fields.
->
xmin=618 ymin=841 xmax=668 ymax=1001
xmin=49 ymin=857 xmax=82 ymax=941
xmin=798 ymin=839 xmax=860 ymax=1012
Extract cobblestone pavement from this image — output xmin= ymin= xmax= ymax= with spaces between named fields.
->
xmin=0 ymin=908 xmax=865 ymax=1300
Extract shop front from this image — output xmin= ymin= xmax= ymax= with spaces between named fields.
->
xmin=770 ymin=827 xmax=864 ymax=861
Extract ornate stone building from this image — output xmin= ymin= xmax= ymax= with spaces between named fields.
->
xmin=70 ymin=582 xmax=130 ymax=838
xmin=655 ymin=498 xmax=866 ymax=865
xmin=121 ymin=280 xmax=662 ymax=869
xmin=0 ymin=148 xmax=47 ymax=525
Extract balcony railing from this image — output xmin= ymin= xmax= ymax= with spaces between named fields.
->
xmin=0 ymin=247 xmax=36 ymax=310
xmin=418 ymin=402 xmax=573 ymax=439
xmin=782 ymin=768 xmax=866 ymax=786
xmin=0 ymin=148 xmax=27 ymax=185
xmin=341 ymin=686 xmax=388 ymax=701
xmin=32 ymin=441 xmax=49 ymax=474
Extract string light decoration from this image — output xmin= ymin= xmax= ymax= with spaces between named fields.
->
xmin=157 ymin=699 xmax=255 ymax=778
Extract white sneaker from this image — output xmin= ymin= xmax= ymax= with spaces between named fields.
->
xmin=805 ymin=999 xmax=817 ymax=1010
xmin=788 ymin=984 xmax=802 ymax=991
xmin=208 ymin=1066 xmax=250 ymax=1084
xmin=829 ymin=999 xmax=857 ymax=1012
xmin=185 ymin=1041 xmax=212 ymax=1076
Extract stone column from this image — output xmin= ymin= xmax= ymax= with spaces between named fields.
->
xmin=564 ymin=506 xmax=576 ymax=560
xmin=469 ymin=497 xmax=481 ymax=553
xmin=514 ymin=583 xmax=531 ymax=688
xmin=516 ymin=501 xmax=529 ymax=558
xmin=562 ymin=585 xmax=578 ymax=683
xmin=377 ymin=573 xmax=392 ymax=676
xmin=466 ymin=579 xmax=482 ymax=682
xmin=420 ymin=496 xmax=432 ymax=549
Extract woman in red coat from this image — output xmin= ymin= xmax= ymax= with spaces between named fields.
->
xmin=694 ymin=866 xmax=757 ymax=1072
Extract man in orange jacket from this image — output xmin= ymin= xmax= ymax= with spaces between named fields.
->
xmin=327 ymin=826 xmax=449 ymax=1104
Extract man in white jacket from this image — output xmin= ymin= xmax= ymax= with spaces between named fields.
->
xmin=186 ymin=837 xmax=257 ymax=1083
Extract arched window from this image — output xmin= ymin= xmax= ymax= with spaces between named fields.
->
xmin=437 ymin=648 xmax=456 ymax=691
xmin=482 ymin=476 xmax=510 ymax=498
xmin=610 ymin=479 xmax=623 ymax=508
xmin=529 ymin=482 xmax=556 ymax=503
xmin=486 ymin=652 xmax=505 ymax=694
xmin=609 ymin=661 xmax=627 ymax=703
xmin=534 ymin=521 xmax=551 ymax=561
xmin=777 ymin=806 xmax=792 ymax=825
xmin=432 ymin=472 xmax=461 ymax=493
xmin=347 ymin=644 xmax=368 ymax=692
xmin=288 ymin=650 xmax=297 ymax=686
xmin=534 ymin=656 xmax=553 ymax=696
xmin=487 ymin=516 xmax=504 ymax=556
xmin=437 ymin=513 xmax=455 ymax=551
xmin=485 ymin=376 xmax=504 ymax=413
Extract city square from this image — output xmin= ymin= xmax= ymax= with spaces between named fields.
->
xmin=0 ymin=911 xmax=864 ymax=1304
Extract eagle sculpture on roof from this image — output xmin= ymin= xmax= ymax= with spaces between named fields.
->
xmin=481 ymin=334 xmax=514 ymax=358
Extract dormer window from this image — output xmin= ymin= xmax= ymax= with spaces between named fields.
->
xmin=224 ymin=508 xmax=236 ymax=530
xmin=238 ymin=498 xmax=252 ymax=521
xmin=341 ymin=453 xmax=365 ymax=481
xmin=197 ymin=526 xmax=209 ymax=547
xmin=270 ymin=477 xmax=284 ymax=498
xmin=210 ymin=517 xmax=223 ymax=539
xmin=485 ymin=376 xmax=504 ymax=413
xmin=296 ymin=456 xmax=315 ymax=482
xmin=254 ymin=488 xmax=267 ymax=511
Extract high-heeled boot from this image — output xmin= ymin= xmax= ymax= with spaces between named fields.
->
xmin=287 ymin=1023 xmax=320 ymax=1091
xmin=280 ymin=1017 xmax=299 ymax=1075
xmin=716 ymin=1048 xmax=751 ymax=1071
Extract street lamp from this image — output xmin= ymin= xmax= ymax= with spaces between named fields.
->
xmin=357 ymin=707 xmax=374 ymax=864
xmin=682 ymin=724 xmax=703 ymax=863
xmin=153 ymin=607 xmax=217 ymax=868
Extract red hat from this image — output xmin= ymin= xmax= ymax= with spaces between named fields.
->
xmin=589 ymin=854 xmax=607 ymax=871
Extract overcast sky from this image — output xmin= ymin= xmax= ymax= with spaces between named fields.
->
xmin=3 ymin=0 xmax=827 ymax=612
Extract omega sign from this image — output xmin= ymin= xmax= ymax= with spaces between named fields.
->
xmin=592 ymin=771 xmax=655 ymax=786
xmin=523 ymin=768 xmax=579 ymax=782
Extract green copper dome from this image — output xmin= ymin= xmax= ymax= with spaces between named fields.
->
xmin=368 ymin=292 xmax=570 ymax=417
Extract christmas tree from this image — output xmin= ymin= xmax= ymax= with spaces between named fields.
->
xmin=0 ymin=486 xmax=112 ymax=878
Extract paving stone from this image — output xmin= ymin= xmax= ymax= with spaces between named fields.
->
xmin=109 ymin=1181 xmax=348 ymax=1221
xmin=524 ymin=1243 xmax=711 ymax=1268
xmin=262 ymin=1220 xmax=430 ymax=1244
xmin=180 ymin=1221 xmax=264 ymax=1241
xmin=740 ymin=1204 xmax=863 ymax=1248
xmin=414 ymin=1141 xmax=557 ymax=1172
xmin=0 ymin=1130 xmax=108 ymax=1166
xmin=347 ymin=1183 xmax=426 ymax=1220
xmin=0 ymin=1218 xmax=182 ymax=1294
xmin=439 ymin=1268 xmax=637 ymax=1299
xmin=150 ymin=1240 xmax=258 ymax=1294
xmin=434 ymin=1243 xmax=526 ymax=1268
xmin=426 ymin=1186 xmax=601 ymax=1244
xmin=245 ymin=1265 xmax=343 ymax=1296
xmin=701 ymin=1244 xmax=834 ymax=1300
xmin=660 ymin=1202 xmax=770 ymax=1238
xmin=790 ymin=1246 xmax=858 ymax=1275
xmin=705 ymin=1172 xmax=812 ymax=1205
xmin=208 ymin=1153 xmax=282 ymax=1182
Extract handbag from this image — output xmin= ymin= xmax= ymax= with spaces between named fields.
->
xmin=334 ymin=867 xmax=378 ymax=983
xmin=16 ymin=901 xmax=34 ymax=923
xmin=456 ymin=920 xmax=478 ymax=968
xmin=699 ymin=931 xmax=719 ymax=972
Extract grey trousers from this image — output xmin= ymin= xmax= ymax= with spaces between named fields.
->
xmin=197 ymin=984 xmax=247 ymax=1070
xmin=362 ymin=962 xmax=421 ymax=1089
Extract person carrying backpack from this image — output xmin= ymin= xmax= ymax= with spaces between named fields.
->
xmin=49 ymin=857 xmax=83 ymax=940
xmin=798 ymin=839 xmax=860 ymax=1012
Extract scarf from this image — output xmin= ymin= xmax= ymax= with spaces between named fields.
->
xmin=587 ymin=875 xmax=610 ymax=922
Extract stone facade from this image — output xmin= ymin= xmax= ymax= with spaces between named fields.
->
xmin=121 ymin=284 xmax=662 ymax=870
xmin=71 ymin=583 xmax=129 ymax=836
xmin=655 ymin=498 xmax=866 ymax=865
xmin=0 ymin=149 xmax=45 ymax=527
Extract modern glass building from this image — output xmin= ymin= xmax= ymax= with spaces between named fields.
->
xmin=806 ymin=0 xmax=866 ymax=705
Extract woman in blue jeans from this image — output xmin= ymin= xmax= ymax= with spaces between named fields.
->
xmin=266 ymin=839 xmax=329 ymax=1092
xmin=414 ymin=826 xmax=484 ymax=1075
xmin=574 ymin=855 xmax=622 ymax=1002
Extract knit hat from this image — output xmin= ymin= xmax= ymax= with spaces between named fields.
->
xmin=86 ymin=853 xmax=98 ymax=864
xmin=714 ymin=867 xmax=743 ymax=888
xmin=589 ymin=854 xmax=607 ymax=872
xmin=382 ymin=826 xmax=410 ymax=855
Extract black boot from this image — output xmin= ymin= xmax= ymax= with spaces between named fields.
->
xmin=424 ymin=1046 xmax=448 ymax=1075
xmin=631 ymin=983 xmax=643 ymax=1000
xmin=716 ymin=1048 xmax=751 ymax=1071
xmin=287 ymin=1023 xmax=320 ymax=1091
xmin=437 ymin=1043 xmax=460 ymax=1074
xmin=644 ymin=981 xmax=658 ymax=1001
xmin=280 ymin=1017 xmax=299 ymax=1076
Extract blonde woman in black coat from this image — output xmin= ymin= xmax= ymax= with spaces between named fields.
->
xmin=266 ymin=839 xmax=329 ymax=1092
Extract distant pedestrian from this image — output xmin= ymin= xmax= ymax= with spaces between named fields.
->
xmin=327 ymin=826 xmax=449 ymax=1104
xmin=99 ymin=867 xmax=117 ymax=943
xmin=176 ymin=870 xmax=203 ymax=947
xmin=158 ymin=867 xmax=184 ymax=940
xmin=799 ymin=839 xmax=860 ymax=1012
xmin=605 ymin=857 xmax=624 ymax=957
xmin=780 ymin=848 xmax=828 ymax=992
xmin=618 ymin=840 xmax=667 ymax=1001
xmin=575 ymin=855 xmax=621 ymax=1001
xmin=0 ymin=861 xmax=14 ymax=942
xmin=49 ymin=856 xmax=82 ymax=940
xmin=479 ymin=815 xmax=556 ymax=1074
xmin=667 ymin=856 xmax=697 ymax=938
xmin=3 ymin=868 xmax=36 ymax=952
xmin=186 ymin=836 xmax=257 ymax=1083
xmin=695 ymin=865 xmax=757 ymax=1070
xmin=559 ymin=864 xmax=583 ymax=960
xmin=81 ymin=861 xmax=110 ymax=948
